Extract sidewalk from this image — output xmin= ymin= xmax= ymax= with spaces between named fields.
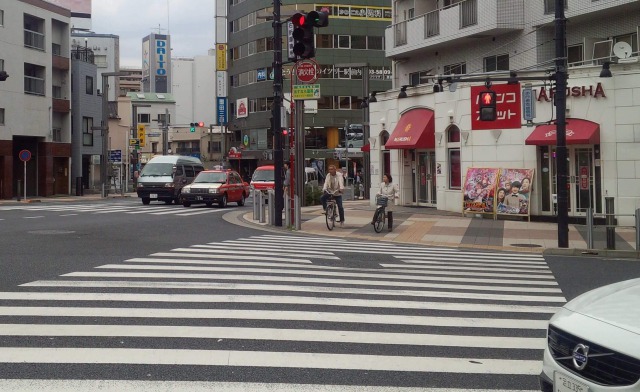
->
xmin=242 ymin=199 xmax=640 ymax=258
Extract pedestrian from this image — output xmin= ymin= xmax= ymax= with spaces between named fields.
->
xmin=375 ymin=173 xmax=399 ymax=232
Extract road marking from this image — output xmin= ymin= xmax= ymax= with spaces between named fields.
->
xmin=62 ymin=271 xmax=563 ymax=293
xmin=169 ymin=248 xmax=339 ymax=260
xmin=197 ymin=244 xmax=329 ymax=255
xmin=380 ymin=263 xmax=553 ymax=274
xmin=94 ymin=264 xmax=559 ymax=286
xmin=24 ymin=216 xmax=45 ymax=219
xmin=127 ymin=257 xmax=313 ymax=265
xmin=176 ymin=209 xmax=232 ymax=216
xmin=21 ymin=281 xmax=567 ymax=303
xmin=0 ymin=347 xmax=543 ymax=374
xmin=0 ymin=306 xmax=549 ymax=329
xmin=58 ymin=214 xmax=78 ymax=217
xmin=150 ymin=253 xmax=318 ymax=263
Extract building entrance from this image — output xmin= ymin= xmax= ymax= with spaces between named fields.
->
xmin=414 ymin=150 xmax=436 ymax=206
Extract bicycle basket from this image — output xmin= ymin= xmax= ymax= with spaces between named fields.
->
xmin=376 ymin=195 xmax=388 ymax=206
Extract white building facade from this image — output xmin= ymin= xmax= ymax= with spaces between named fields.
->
xmin=368 ymin=0 xmax=640 ymax=225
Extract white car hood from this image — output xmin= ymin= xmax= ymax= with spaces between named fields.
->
xmin=562 ymin=278 xmax=640 ymax=335
xmin=189 ymin=183 xmax=222 ymax=189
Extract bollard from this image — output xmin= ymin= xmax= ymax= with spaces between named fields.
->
xmin=259 ymin=191 xmax=266 ymax=223
xmin=268 ymin=190 xmax=275 ymax=225
xmin=253 ymin=189 xmax=259 ymax=220
xmin=295 ymin=195 xmax=301 ymax=230
xmin=635 ymin=209 xmax=640 ymax=251
xmin=605 ymin=196 xmax=615 ymax=250
xmin=586 ymin=208 xmax=594 ymax=249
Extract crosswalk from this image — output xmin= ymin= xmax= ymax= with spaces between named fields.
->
xmin=0 ymin=202 xmax=235 ymax=217
xmin=0 ymin=235 xmax=563 ymax=391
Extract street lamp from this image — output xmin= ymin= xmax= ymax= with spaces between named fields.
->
xmin=100 ymin=71 xmax=127 ymax=197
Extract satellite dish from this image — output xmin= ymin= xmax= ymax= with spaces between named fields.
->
xmin=613 ymin=41 xmax=633 ymax=59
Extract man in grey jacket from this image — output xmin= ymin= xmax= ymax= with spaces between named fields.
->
xmin=320 ymin=165 xmax=345 ymax=224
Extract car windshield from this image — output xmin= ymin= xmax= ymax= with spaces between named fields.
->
xmin=140 ymin=163 xmax=174 ymax=177
xmin=193 ymin=172 xmax=226 ymax=183
xmin=252 ymin=170 xmax=274 ymax=182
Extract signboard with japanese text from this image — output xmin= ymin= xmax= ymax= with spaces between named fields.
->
xmin=471 ymin=83 xmax=522 ymax=130
xmin=216 ymin=71 xmax=227 ymax=96
xmin=216 ymin=44 xmax=227 ymax=71
xmin=217 ymin=97 xmax=228 ymax=125
xmin=293 ymin=84 xmax=321 ymax=100
xmin=316 ymin=4 xmax=391 ymax=20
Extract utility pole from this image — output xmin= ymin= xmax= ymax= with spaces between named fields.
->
xmin=162 ymin=108 xmax=170 ymax=155
xmin=99 ymin=72 xmax=126 ymax=198
xmin=272 ymin=0 xmax=284 ymax=226
xmin=554 ymin=0 xmax=569 ymax=247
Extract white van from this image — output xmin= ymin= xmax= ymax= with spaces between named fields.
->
xmin=136 ymin=155 xmax=204 ymax=205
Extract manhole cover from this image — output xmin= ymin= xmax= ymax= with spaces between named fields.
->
xmin=28 ymin=230 xmax=76 ymax=235
xmin=510 ymin=243 xmax=543 ymax=248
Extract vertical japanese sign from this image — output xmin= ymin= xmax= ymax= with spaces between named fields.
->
xmin=217 ymin=97 xmax=228 ymax=125
xmin=216 ymin=44 xmax=227 ymax=71
xmin=471 ymin=83 xmax=522 ymax=130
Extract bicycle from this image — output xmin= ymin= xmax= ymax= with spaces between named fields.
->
xmin=372 ymin=195 xmax=388 ymax=233
xmin=325 ymin=193 xmax=339 ymax=231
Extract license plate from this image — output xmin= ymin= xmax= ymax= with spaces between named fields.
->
xmin=554 ymin=371 xmax=589 ymax=392
xmin=150 ymin=193 xmax=158 ymax=199
xmin=196 ymin=196 xmax=203 ymax=201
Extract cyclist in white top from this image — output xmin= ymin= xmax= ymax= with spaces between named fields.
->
xmin=321 ymin=165 xmax=345 ymax=223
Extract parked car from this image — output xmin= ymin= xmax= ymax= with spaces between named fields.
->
xmin=180 ymin=169 xmax=249 ymax=208
xmin=347 ymin=133 xmax=364 ymax=148
xmin=539 ymin=277 xmax=640 ymax=392
xmin=136 ymin=155 xmax=204 ymax=205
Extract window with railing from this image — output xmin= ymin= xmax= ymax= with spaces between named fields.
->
xmin=544 ymin=0 xmax=567 ymax=15
xmin=395 ymin=21 xmax=407 ymax=46
xmin=24 ymin=76 xmax=45 ymax=95
xmin=24 ymin=29 xmax=45 ymax=50
xmin=459 ymin=0 xmax=477 ymax=28
xmin=83 ymin=117 xmax=93 ymax=146
xmin=425 ymin=10 xmax=440 ymax=38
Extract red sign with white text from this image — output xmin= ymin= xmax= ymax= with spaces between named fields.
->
xmin=471 ymin=83 xmax=521 ymax=130
xmin=296 ymin=60 xmax=318 ymax=84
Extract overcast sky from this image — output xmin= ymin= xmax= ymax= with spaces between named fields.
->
xmin=91 ymin=0 xmax=216 ymax=68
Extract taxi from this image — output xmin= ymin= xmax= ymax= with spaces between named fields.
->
xmin=180 ymin=169 xmax=249 ymax=208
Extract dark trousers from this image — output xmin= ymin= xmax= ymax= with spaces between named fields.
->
xmin=320 ymin=193 xmax=345 ymax=222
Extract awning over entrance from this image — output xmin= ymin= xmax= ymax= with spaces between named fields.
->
xmin=361 ymin=143 xmax=370 ymax=152
xmin=525 ymin=119 xmax=600 ymax=146
xmin=384 ymin=108 xmax=435 ymax=149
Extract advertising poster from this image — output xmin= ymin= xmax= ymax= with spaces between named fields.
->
xmin=462 ymin=168 xmax=500 ymax=214
xmin=496 ymin=168 xmax=535 ymax=216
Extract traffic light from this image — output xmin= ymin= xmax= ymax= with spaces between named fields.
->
xmin=478 ymin=90 xmax=497 ymax=121
xmin=291 ymin=12 xmax=315 ymax=59
xmin=137 ymin=124 xmax=146 ymax=147
xmin=307 ymin=10 xmax=329 ymax=27
xmin=189 ymin=121 xmax=204 ymax=132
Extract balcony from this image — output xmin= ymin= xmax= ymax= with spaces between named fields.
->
xmin=24 ymin=29 xmax=45 ymax=51
xmin=52 ymin=54 xmax=70 ymax=70
xmin=386 ymin=0 xmax=524 ymax=59
xmin=52 ymin=98 xmax=70 ymax=113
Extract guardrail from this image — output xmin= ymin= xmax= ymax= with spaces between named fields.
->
xmin=584 ymin=197 xmax=640 ymax=251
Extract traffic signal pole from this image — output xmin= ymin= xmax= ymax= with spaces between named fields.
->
xmin=554 ymin=0 xmax=569 ymax=248
xmin=272 ymin=0 xmax=284 ymax=226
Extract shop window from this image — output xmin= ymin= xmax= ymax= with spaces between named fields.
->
xmin=317 ymin=96 xmax=333 ymax=110
xmin=351 ymin=36 xmax=367 ymax=49
xmin=368 ymin=36 xmax=384 ymax=50
xmin=338 ymin=96 xmax=351 ymax=109
xmin=336 ymin=35 xmax=350 ymax=49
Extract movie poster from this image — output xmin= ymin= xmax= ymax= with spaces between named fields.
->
xmin=462 ymin=168 xmax=500 ymax=214
xmin=496 ymin=168 xmax=535 ymax=216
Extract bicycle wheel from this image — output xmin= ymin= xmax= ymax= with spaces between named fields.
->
xmin=325 ymin=203 xmax=335 ymax=231
xmin=373 ymin=207 xmax=385 ymax=233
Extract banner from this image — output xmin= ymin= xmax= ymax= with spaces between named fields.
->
xmin=462 ymin=168 xmax=500 ymax=214
xmin=496 ymin=168 xmax=534 ymax=216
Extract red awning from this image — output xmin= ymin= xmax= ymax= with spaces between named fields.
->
xmin=361 ymin=143 xmax=370 ymax=152
xmin=384 ymin=108 xmax=435 ymax=149
xmin=525 ymin=119 xmax=600 ymax=146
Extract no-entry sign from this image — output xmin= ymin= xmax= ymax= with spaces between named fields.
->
xmin=296 ymin=60 xmax=318 ymax=84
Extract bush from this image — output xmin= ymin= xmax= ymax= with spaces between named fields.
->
xmin=304 ymin=185 xmax=323 ymax=206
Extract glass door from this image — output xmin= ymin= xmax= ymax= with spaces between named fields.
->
xmin=416 ymin=151 xmax=436 ymax=206
xmin=548 ymin=146 xmax=595 ymax=216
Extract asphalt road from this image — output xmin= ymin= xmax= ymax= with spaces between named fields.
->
xmin=0 ymin=197 xmax=639 ymax=391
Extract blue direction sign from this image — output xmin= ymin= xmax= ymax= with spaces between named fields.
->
xmin=217 ymin=97 xmax=228 ymax=125
xmin=108 ymin=149 xmax=122 ymax=163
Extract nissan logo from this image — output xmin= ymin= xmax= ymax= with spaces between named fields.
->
xmin=572 ymin=343 xmax=589 ymax=370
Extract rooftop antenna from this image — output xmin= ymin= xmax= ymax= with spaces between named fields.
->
xmin=167 ymin=0 xmax=170 ymax=35
xmin=151 ymin=24 xmax=167 ymax=34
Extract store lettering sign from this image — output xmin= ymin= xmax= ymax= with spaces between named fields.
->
xmin=156 ymin=40 xmax=167 ymax=76
xmin=537 ymin=82 xmax=606 ymax=101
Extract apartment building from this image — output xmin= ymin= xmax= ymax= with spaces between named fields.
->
xmin=369 ymin=0 xmax=640 ymax=225
xmin=226 ymin=1 xmax=392 ymax=178
xmin=71 ymin=32 xmax=121 ymax=101
xmin=0 ymin=0 xmax=72 ymax=199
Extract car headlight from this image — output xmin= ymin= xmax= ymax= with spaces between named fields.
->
xmin=183 ymin=187 xmax=190 ymax=194
xmin=164 ymin=183 xmax=175 ymax=188
xmin=209 ymin=188 xmax=219 ymax=194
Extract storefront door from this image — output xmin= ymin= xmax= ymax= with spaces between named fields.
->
xmin=415 ymin=151 xmax=436 ymax=206
xmin=542 ymin=146 xmax=601 ymax=217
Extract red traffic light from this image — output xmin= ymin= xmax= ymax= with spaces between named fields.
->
xmin=481 ymin=92 xmax=494 ymax=105
xmin=197 ymin=121 xmax=204 ymax=127
xmin=292 ymin=12 xmax=306 ymax=27
xmin=478 ymin=90 xmax=497 ymax=121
